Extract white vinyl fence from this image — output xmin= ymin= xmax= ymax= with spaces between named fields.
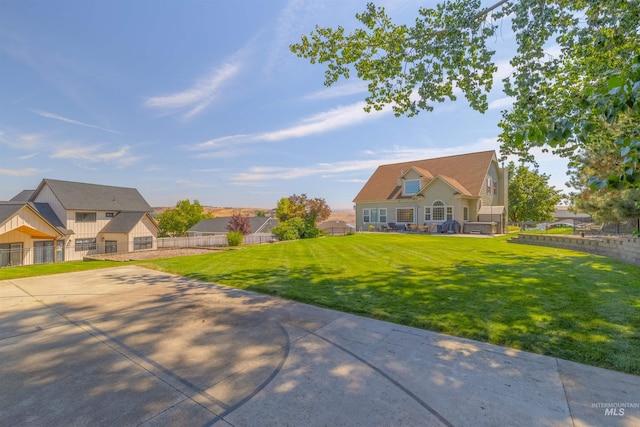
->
xmin=157 ymin=233 xmax=276 ymax=248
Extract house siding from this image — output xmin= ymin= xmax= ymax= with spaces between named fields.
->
xmin=31 ymin=184 xmax=66 ymax=226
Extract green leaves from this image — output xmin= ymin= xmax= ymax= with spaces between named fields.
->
xmin=290 ymin=0 xmax=499 ymax=117
xmin=291 ymin=0 xmax=640 ymax=194
xmin=507 ymin=162 xmax=563 ymax=224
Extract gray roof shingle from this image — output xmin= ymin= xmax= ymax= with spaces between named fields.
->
xmin=99 ymin=212 xmax=147 ymax=233
xmin=34 ymin=179 xmax=152 ymax=211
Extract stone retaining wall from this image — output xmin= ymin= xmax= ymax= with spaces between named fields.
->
xmin=508 ymin=234 xmax=640 ymax=266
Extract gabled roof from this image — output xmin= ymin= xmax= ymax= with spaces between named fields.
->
xmin=99 ymin=212 xmax=151 ymax=234
xmin=401 ymin=166 xmax=433 ymax=180
xmin=31 ymin=179 xmax=152 ymax=212
xmin=33 ymin=203 xmax=73 ymax=235
xmin=353 ymin=150 xmax=498 ymax=202
xmin=427 ymin=175 xmax=472 ymax=196
xmin=10 ymin=190 xmax=35 ymax=201
xmin=188 ymin=217 xmax=279 ymax=234
xmin=0 ymin=202 xmax=65 ymax=238
xmin=0 ymin=202 xmax=25 ymax=225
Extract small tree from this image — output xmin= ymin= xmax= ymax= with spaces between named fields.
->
xmin=274 ymin=194 xmax=331 ymax=240
xmin=226 ymin=212 xmax=251 ymax=235
xmin=157 ymin=199 xmax=213 ymax=237
xmin=508 ymin=162 xmax=562 ymax=228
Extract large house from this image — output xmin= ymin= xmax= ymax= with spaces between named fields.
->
xmin=353 ymin=150 xmax=508 ymax=234
xmin=0 ymin=179 xmax=159 ymax=267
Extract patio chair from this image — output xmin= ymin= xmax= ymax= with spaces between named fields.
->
xmin=425 ymin=223 xmax=436 ymax=234
xmin=387 ymin=223 xmax=397 ymax=232
xmin=417 ymin=224 xmax=426 ymax=233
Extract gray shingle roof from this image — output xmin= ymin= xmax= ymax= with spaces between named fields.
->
xmin=33 ymin=203 xmax=73 ymax=235
xmin=0 ymin=202 xmax=68 ymax=236
xmin=99 ymin=212 xmax=147 ymax=233
xmin=10 ymin=190 xmax=35 ymax=201
xmin=0 ymin=202 xmax=25 ymax=225
xmin=34 ymin=179 xmax=152 ymax=211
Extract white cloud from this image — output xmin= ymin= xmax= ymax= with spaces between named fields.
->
xmin=303 ymin=81 xmax=368 ymax=100
xmin=192 ymin=101 xmax=391 ymax=154
xmin=52 ymin=144 xmax=139 ymax=167
xmin=32 ymin=110 xmax=121 ymax=134
xmin=488 ymin=96 xmax=515 ymax=110
xmin=229 ymin=139 xmax=506 ymax=186
xmin=144 ymin=61 xmax=240 ymax=120
xmin=0 ymin=167 xmax=39 ymax=176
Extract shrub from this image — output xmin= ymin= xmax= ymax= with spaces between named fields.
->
xmin=272 ymin=217 xmax=307 ymax=241
xmin=226 ymin=213 xmax=251 ymax=235
xmin=227 ymin=231 xmax=244 ymax=246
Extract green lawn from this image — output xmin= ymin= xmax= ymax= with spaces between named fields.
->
xmin=2 ymin=233 xmax=638 ymax=374
xmin=0 ymin=259 xmax=127 ymax=280
xmin=140 ymin=234 xmax=640 ymax=375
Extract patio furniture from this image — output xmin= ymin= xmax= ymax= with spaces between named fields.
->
xmin=387 ymin=223 xmax=397 ymax=232
xmin=425 ymin=223 xmax=436 ymax=234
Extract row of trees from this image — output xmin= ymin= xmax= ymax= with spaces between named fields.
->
xmin=155 ymin=195 xmax=332 ymax=241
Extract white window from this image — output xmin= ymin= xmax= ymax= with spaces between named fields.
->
xmin=134 ymin=236 xmax=153 ymax=250
xmin=364 ymin=208 xmax=387 ymax=223
xmin=397 ymin=208 xmax=414 ymax=223
xmin=446 ymin=206 xmax=453 ymax=220
xmin=379 ymin=208 xmax=387 ymax=223
xmin=424 ymin=207 xmax=431 ymax=221
xmin=463 ymin=207 xmax=469 ymax=221
xmin=487 ymin=178 xmax=492 ymax=195
xmin=75 ymin=238 xmax=96 ymax=251
xmin=403 ymin=180 xmax=420 ymax=195
xmin=76 ymin=212 xmax=96 ymax=222
xmin=433 ymin=201 xmax=445 ymax=221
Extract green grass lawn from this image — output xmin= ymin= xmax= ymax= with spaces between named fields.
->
xmin=139 ymin=234 xmax=640 ymax=375
xmin=2 ymin=233 xmax=638 ymax=374
xmin=0 ymin=259 xmax=127 ymax=280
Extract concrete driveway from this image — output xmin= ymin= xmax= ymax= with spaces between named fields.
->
xmin=1 ymin=266 xmax=638 ymax=426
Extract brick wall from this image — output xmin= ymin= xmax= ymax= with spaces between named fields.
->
xmin=508 ymin=234 xmax=640 ymax=266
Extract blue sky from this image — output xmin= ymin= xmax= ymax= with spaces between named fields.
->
xmin=0 ymin=0 xmax=569 ymax=209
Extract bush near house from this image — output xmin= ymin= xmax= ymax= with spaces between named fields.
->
xmin=226 ymin=231 xmax=244 ymax=247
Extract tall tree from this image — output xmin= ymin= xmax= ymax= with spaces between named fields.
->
xmin=568 ymin=138 xmax=640 ymax=224
xmin=156 ymin=199 xmax=213 ymax=237
xmin=507 ymin=162 xmax=562 ymax=226
xmin=290 ymin=0 xmax=640 ymax=190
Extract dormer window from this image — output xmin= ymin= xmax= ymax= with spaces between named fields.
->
xmin=404 ymin=179 xmax=420 ymax=195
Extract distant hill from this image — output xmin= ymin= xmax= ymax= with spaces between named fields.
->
xmin=152 ymin=206 xmax=355 ymax=224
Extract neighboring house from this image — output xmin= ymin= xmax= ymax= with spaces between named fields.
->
xmin=550 ymin=206 xmax=592 ymax=227
xmin=187 ymin=216 xmax=279 ymax=236
xmin=318 ymin=220 xmax=356 ymax=236
xmin=0 ymin=179 xmax=159 ymax=267
xmin=353 ymin=150 xmax=508 ymax=234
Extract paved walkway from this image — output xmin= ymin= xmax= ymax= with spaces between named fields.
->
xmin=1 ymin=266 xmax=638 ymax=426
